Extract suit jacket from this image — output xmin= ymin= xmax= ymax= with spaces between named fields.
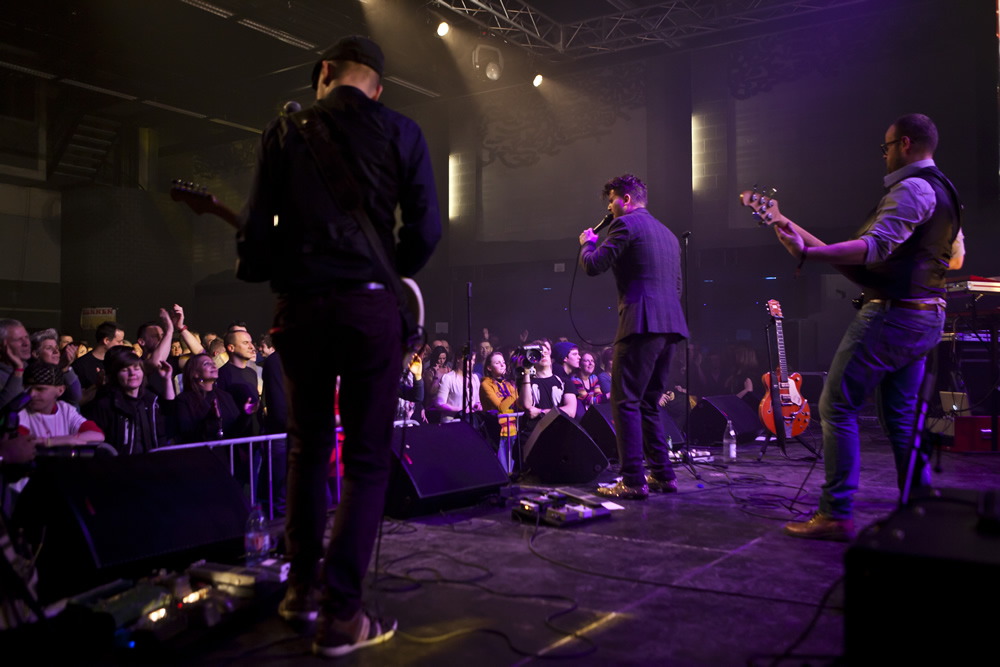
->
xmin=580 ymin=207 xmax=689 ymax=343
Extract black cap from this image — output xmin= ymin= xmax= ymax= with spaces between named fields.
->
xmin=311 ymin=35 xmax=385 ymax=89
xmin=24 ymin=362 xmax=64 ymax=387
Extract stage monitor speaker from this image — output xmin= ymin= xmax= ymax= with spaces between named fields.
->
xmin=12 ymin=448 xmax=249 ymax=604
xmin=845 ymin=488 xmax=1000 ymax=662
xmin=579 ymin=404 xmax=617 ymax=461
xmin=580 ymin=404 xmax=686 ymax=462
xmin=689 ymin=394 xmax=761 ymax=446
xmin=522 ymin=410 xmax=608 ymax=484
xmin=387 ymin=421 xmax=509 ymax=518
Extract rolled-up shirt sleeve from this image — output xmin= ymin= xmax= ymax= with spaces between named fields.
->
xmin=861 ymin=177 xmax=936 ymax=264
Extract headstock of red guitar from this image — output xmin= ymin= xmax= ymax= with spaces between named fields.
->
xmin=738 ymin=185 xmax=784 ymax=228
xmin=170 ymin=179 xmax=222 ymax=217
xmin=765 ymin=299 xmax=783 ymax=320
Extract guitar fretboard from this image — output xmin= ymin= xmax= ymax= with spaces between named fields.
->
xmin=775 ymin=319 xmax=789 ymax=389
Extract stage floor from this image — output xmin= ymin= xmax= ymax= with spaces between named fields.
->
xmin=192 ymin=424 xmax=1000 ymax=666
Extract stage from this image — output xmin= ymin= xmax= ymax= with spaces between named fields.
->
xmin=167 ymin=424 xmax=999 ymax=666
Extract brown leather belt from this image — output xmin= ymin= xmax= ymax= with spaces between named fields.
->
xmin=865 ymin=298 xmax=942 ymax=312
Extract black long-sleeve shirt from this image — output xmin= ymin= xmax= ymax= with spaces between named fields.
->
xmin=239 ymin=85 xmax=441 ymax=293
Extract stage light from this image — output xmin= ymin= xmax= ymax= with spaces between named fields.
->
xmin=473 ymin=44 xmax=503 ymax=82
xmin=533 ymin=74 xmax=543 ymax=87
xmin=437 ymin=21 xmax=450 ymax=37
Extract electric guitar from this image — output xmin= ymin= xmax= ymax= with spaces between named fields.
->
xmin=169 ymin=180 xmax=425 ymax=360
xmin=737 ymin=186 xmax=788 ymax=228
xmin=757 ymin=299 xmax=811 ymax=438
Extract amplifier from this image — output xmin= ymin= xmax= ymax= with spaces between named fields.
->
xmin=845 ymin=488 xmax=1000 ymax=662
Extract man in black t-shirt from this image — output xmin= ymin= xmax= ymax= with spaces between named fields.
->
xmin=72 ymin=321 xmax=125 ymax=405
xmin=216 ymin=330 xmax=259 ymax=434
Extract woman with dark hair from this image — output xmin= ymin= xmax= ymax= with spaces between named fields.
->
xmin=173 ymin=353 xmax=251 ymax=444
xmin=83 ymin=351 xmax=166 ymax=455
xmin=422 ymin=345 xmax=450 ymax=408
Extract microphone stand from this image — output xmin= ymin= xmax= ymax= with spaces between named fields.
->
xmin=678 ymin=231 xmax=701 ymax=480
xmin=463 ymin=282 xmax=472 ymax=423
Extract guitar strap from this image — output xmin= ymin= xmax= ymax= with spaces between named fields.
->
xmin=288 ymin=105 xmax=420 ymax=346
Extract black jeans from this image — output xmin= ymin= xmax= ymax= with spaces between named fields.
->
xmin=273 ymin=286 xmax=401 ymax=620
xmin=611 ymin=333 xmax=678 ymax=487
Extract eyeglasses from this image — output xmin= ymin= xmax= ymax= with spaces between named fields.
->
xmin=880 ymin=138 xmax=903 ymax=156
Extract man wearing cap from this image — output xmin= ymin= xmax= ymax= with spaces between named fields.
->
xmin=238 ymin=35 xmax=440 ymax=657
xmin=16 ymin=363 xmax=104 ymax=447
xmin=579 ymin=174 xmax=688 ymax=500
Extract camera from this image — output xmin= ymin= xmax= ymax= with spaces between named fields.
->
xmin=511 ymin=345 xmax=543 ymax=368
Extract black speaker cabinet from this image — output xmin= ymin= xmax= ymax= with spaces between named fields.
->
xmin=579 ymin=404 xmax=618 ymax=461
xmin=522 ymin=411 xmax=608 ymax=484
xmin=12 ymin=448 xmax=250 ymax=603
xmin=387 ymin=421 xmax=509 ymax=518
xmin=689 ymin=394 xmax=762 ymax=446
xmin=845 ymin=488 xmax=1000 ymax=662
xmin=580 ymin=404 xmax=686 ymax=462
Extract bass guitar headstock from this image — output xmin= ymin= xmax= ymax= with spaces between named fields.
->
xmin=170 ymin=179 xmax=222 ymax=217
xmin=738 ymin=185 xmax=783 ymax=228
xmin=765 ymin=299 xmax=783 ymax=320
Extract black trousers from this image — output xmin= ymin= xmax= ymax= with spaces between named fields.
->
xmin=273 ymin=286 xmax=401 ymax=620
xmin=611 ymin=333 xmax=678 ymax=487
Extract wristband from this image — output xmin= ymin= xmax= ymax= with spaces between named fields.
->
xmin=179 ymin=325 xmax=188 ymax=332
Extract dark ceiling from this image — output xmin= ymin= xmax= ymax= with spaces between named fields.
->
xmin=0 ymin=0 xmax=891 ymax=166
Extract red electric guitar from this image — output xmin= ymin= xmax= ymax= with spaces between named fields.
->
xmin=758 ymin=299 xmax=811 ymax=438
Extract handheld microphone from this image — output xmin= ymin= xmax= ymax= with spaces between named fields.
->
xmin=593 ymin=212 xmax=614 ymax=234
xmin=282 ymin=100 xmax=302 ymax=116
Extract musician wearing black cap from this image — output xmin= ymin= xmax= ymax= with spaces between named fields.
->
xmin=239 ymin=35 xmax=441 ymax=657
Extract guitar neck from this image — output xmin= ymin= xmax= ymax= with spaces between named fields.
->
xmin=210 ymin=205 xmax=240 ymax=230
xmin=774 ymin=319 xmax=789 ymax=384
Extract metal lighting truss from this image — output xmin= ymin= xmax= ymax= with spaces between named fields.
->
xmin=433 ymin=0 xmax=870 ymax=59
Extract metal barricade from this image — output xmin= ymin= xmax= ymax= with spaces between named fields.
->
xmin=155 ymin=432 xmax=341 ymax=521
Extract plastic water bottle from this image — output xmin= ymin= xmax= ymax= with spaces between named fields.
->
xmin=245 ymin=504 xmax=270 ymax=567
xmin=722 ymin=419 xmax=737 ymax=460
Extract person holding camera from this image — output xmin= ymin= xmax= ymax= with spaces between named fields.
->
xmin=516 ymin=339 xmax=577 ymax=439
xmin=579 ymin=174 xmax=688 ymax=500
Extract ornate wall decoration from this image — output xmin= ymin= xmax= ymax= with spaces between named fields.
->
xmin=729 ymin=20 xmax=884 ymax=100
xmin=479 ymin=61 xmax=646 ymax=169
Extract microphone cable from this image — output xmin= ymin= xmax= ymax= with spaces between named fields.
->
xmin=567 ymin=213 xmax=616 ymax=348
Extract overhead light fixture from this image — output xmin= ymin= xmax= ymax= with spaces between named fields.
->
xmin=533 ymin=74 xmax=543 ymax=87
xmin=472 ymin=44 xmax=503 ymax=82
xmin=437 ymin=21 xmax=450 ymax=37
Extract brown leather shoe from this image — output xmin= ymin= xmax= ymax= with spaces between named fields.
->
xmin=646 ymin=475 xmax=678 ymax=493
xmin=783 ymin=512 xmax=856 ymax=542
xmin=597 ymin=480 xmax=649 ymax=500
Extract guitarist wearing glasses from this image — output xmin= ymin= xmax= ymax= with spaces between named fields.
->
xmin=765 ymin=114 xmax=964 ymax=541
xmin=238 ymin=36 xmax=441 ymax=656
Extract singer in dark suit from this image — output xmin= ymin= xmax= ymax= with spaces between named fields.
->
xmin=579 ymin=174 xmax=689 ymax=500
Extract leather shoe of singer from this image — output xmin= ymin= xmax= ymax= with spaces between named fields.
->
xmin=783 ymin=512 xmax=856 ymax=542
xmin=646 ymin=475 xmax=678 ymax=493
xmin=596 ymin=480 xmax=649 ymax=500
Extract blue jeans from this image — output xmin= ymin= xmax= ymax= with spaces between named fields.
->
xmin=818 ymin=302 xmax=944 ymax=519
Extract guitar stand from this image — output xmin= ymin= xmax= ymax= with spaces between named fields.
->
xmin=757 ymin=317 xmax=821 ymax=462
